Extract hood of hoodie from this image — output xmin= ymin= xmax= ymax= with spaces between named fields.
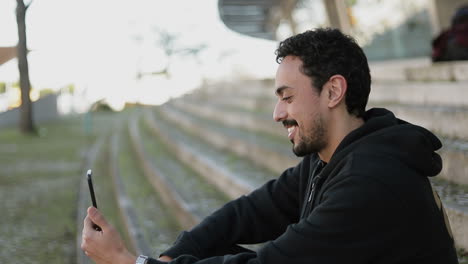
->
xmin=331 ymin=108 xmax=442 ymax=177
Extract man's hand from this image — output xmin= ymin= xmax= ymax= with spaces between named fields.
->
xmin=81 ymin=207 xmax=136 ymax=264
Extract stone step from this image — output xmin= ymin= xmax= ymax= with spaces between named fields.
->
xmin=368 ymin=57 xmax=431 ymax=82
xmin=130 ymin=110 xmax=234 ymax=222
xmin=370 ymin=58 xmax=468 ymax=82
xmin=116 ymin=120 xmax=181 ymax=254
xmin=370 ymin=81 xmax=468 ymax=107
xmin=405 ymin=61 xmax=468 ymax=82
xmin=135 ymin=112 xmax=231 ymax=218
xmin=198 ymin=78 xmax=468 ymax=108
xmin=200 ymin=58 xmax=466 ymax=89
xmin=439 ymin=139 xmax=468 ymax=186
xmin=143 ymin=111 xmax=250 ymax=199
xmin=168 ymin=97 xmax=468 ymax=186
xmin=128 ymin=115 xmax=200 ymax=230
xmin=144 ymin=107 xmax=278 ymax=197
xmin=137 ymin=108 xmax=268 ymax=250
xmin=171 ymin=98 xmax=283 ymax=138
xmin=159 ymin=103 xmax=299 ymax=174
xmin=109 ymin=132 xmax=152 ymax=255
xmin=367 ymin=103 xmax=468 ymax=141
xmin=201 ymin=79 xmax=275 ymax=98
xmin=431 ymin=178 xmax=468 ymax=251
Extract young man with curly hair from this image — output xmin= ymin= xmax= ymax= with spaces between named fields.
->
xmin=81 ymin=28 xmax=459 ymax=264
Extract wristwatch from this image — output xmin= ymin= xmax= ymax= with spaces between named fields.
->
xmin=136 ymin=255 xmax=149 ymax=264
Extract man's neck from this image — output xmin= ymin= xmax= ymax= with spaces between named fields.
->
xmin=318 ymin=114 xmax=364 ymax=163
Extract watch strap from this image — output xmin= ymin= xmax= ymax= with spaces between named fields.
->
xmin=136 ymin=255 xmax=149 ymax=264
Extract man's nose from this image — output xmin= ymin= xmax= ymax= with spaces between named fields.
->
xmin=273 ymin=101 xmax=287 ymax=122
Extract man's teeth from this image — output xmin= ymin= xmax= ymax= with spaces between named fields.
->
xmin=287 ymin=126 xmax=295 ymax=136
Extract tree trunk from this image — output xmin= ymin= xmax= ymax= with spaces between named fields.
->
xmin=16 ymin=0 xmax=36 ymax=134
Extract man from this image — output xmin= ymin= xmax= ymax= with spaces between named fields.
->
xmin=81 ymin=28 xmax=458 ymax=264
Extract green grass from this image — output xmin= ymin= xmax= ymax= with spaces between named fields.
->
xmin=0 ymin=112 xmax=120 ymax=263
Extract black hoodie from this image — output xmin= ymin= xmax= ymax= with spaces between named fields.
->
xmin=152 ymin=108 xmax=458 ymax=264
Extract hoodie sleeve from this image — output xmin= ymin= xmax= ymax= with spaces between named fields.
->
xmin=154 ymin=174 xmax=407 ymax=264
xmin=160 ymin=162 xmax=303 ymax=260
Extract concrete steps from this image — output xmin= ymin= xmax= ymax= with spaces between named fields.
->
xmin=145 ymin=107 xmax=280 ymax=195
xmin=159 ymin=102 xmax=299 ymax=174
xmin=405 ymin=61 xmax=468 ymax=82
xmin=370 ymin=81 xmax=468 ymax=107
xmin=133 ymin=113 xmax=230 ymax=219
xmin=143 ymin=109 xmax=254 ymax=199
xmin=369 ymin=58 xmax=468 ymax=82
xmin=109 ymin=131 xmax=152 ymax=255
xmin=128 ymin=115 xmax=200 ymax=230
xmin=171 ymin=98 xmax=283 ymax=138
xmin=117 ymin=123 xmax=183 ymax=254
xmin=431 ymin=177 xmax=468 ymax=252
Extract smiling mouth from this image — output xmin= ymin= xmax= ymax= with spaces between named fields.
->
xmin=283 ymin=120 xmax=298 ymax=141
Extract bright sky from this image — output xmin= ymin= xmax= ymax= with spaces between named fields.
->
xmin=0 ymin=0 xmax=431 ymax=111
xmin=0 ymin=0 xmax=279 ymax=109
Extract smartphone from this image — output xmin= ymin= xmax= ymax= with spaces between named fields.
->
xmin=86 ymin=169 xmax=102 ymax=231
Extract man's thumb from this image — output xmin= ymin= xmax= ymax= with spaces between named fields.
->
xmin=87 ymin=206 xmax=108 ymax=228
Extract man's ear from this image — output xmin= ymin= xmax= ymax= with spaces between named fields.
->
xmin=327 ymin=74 xmax=347 ymax=108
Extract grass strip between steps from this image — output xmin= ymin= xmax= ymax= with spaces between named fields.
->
xmin=138 ymin=117 xmax=230 ymax=220
xmin=119 ymin=124 xmax=181 ymax=254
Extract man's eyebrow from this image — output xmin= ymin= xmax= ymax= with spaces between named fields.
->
xmin=275 ymin=85 xmax=291 ymax=96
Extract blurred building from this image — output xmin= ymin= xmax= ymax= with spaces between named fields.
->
xmin=0 ymin=47 xmax=19 ymax=112
xmin=0 ymin=47 xmax=16 ymax=66
xmin=218 ymin=0 xmax=466 ymax=60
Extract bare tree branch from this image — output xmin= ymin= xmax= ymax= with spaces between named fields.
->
xmin=25 ymin=0 xmax=33 ymax=11
xmin=136 ymin=27 xmax=208 ymax=80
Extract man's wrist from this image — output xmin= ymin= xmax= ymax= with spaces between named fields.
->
xmin=136 ymin=255 xmax=149 ymax=264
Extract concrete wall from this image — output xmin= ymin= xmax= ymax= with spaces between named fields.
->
xmin=0 ymin=94 xmax=58 ymax=128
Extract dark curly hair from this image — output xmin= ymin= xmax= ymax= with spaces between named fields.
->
xmin=275 ymin=28 xmax=371 ymax=117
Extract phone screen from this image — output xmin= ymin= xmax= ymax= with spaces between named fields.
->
xmin=86 ymin=169 xmax=102 ymax=231
xmin=87 ymin=169 xmax=98 ymax=208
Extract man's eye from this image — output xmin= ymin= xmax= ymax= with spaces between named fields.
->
xmin=282 ymin=96 xmax=292 ymax=102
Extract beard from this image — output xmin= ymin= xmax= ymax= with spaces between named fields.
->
xmin=292 ymin=114 xmax=327 ymax=157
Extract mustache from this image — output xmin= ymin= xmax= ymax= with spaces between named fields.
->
xmin=282 ymin=119 xmax=298 ymax=127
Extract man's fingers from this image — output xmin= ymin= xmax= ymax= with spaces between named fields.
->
xmin=87 ymin=206 xmax=108 ymax=229
xmin=83 ymin=215 xmax=92 ymax=227
xmin=83 ymin=215 xmax=97 ymax=232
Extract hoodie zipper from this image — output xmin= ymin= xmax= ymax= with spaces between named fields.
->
xmin=301 ymin=160 xmax=325 ymax=218
xmin=308 ymin=175 xmax=322 ymax=202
